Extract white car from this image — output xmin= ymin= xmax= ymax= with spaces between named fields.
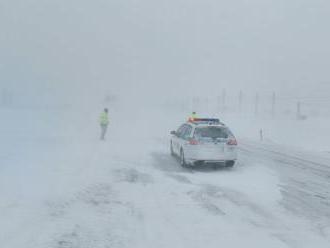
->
xmin=170 ymin=118 xmax=238 ymax=167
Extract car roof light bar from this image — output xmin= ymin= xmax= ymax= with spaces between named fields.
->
xmin=189 ymin=118 xmax=221 ymax=124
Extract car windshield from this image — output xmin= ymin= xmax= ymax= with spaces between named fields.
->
xmin=194 ymin=127 xmax=230 ymax=139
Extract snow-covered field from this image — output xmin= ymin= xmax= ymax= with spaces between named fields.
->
xmin=1 ymin=106 xmax=330 ymax=248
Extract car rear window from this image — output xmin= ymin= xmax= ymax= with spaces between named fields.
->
xmin=194 ymin=127 xmax=231 ymax=139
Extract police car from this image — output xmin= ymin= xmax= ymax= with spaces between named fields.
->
xmin=170 ymin=118 xmax=238 ymax=167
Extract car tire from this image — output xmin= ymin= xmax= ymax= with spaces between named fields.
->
xmin=180 ymin=149 xmax=187 ymax=168
xmin=225 ymin=160 xmax=235 ymax=167
xmin=170 ymin=142 xmax=175 ymax=156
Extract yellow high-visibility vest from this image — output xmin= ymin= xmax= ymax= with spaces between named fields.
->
xmin=99 ymin=112 xmax=109 ymax=125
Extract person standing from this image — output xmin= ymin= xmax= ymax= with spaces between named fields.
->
xmin=99 ymin=108 xmax=109 ymax=140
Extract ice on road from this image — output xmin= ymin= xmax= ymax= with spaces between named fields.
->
xmin=1 ymin=108 xmax=330 ymax=248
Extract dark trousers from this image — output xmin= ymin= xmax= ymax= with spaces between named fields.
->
xmin=100 ymin=124 xmax=108 ymax=140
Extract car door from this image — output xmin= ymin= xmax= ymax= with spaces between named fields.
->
xmin=172 ymin=124 xmax=186 ymax=154
xmin=181 ymin=125 xmax=192 ymax=143
xmin=177 ymin=124 xmax=192 ymax=151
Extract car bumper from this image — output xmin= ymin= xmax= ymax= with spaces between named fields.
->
xmin=184 ymin=146 xmax=238 ymax=164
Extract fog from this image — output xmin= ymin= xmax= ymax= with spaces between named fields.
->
xmin=3 ymin=2 xmax=330 ymax=247
xmin=1 ymin=0 xmax=330 ymax=106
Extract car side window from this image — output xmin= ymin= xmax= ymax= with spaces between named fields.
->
xmin=179 ymin=125 xmax=189 ymax=138
xmin=176 ymin=125 xmax=186 ymax=137
xmin=182 ymin=125 xmax=192 ymax=140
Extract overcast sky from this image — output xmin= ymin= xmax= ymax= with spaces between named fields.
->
xmin=1 ymin=0 xmax=330 ymax=103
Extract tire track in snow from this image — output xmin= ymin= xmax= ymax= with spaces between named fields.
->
xmin=239 ymin=141 xmax=330 ymax=180
xmin=188 ymin=184 xmax=282 ymax=228
xmin=239 ymin=141 xmax=330 ymax=235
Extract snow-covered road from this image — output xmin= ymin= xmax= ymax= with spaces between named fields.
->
xmin=1 ymin=108 xmax=330 ymax=248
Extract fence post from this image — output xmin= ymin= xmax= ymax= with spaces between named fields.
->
xmin=296 ymin=101 xmax=301 ymax=119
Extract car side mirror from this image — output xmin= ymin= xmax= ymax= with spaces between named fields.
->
xmin=170 ymin=130 xmax=176 ymax=135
